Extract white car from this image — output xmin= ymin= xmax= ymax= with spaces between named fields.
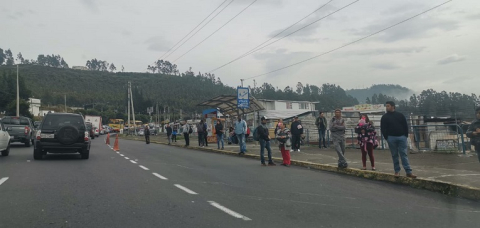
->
xmin=0 ymin=121 xmax=11 ymax=156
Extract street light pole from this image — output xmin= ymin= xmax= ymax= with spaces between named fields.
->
xmin=16 ymin=65 xmax=19 ymax=117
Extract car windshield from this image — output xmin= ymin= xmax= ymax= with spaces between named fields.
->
xmin=42 ymin=115 xmax=85 ymax=130
xmin=1 ymin=117 xmax=29 ymax=125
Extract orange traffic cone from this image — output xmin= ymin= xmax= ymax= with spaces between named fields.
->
xmin=113 ymin=134 xmax=120 ymax=151
xmin=106 ymin=133 xmax=110 ymax=145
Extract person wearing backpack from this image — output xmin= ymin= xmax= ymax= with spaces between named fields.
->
xmin=183 ymin=122 xmax=191 ymax=147
xmin=197 ymin=120 xmax=205 ymax=147
xmin=257 ymin=116 xmax=276 ymax=166
xmin=215 ymin=120 xmax=225 ymax=150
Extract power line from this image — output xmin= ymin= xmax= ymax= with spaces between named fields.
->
xmin=159 ymin=0 xmax=229 ymax=60
xmin=243 ymin=0 xmax=453 ymax=81
xmin=208 ymin=0 xmax=358 ymax=73
xmin=173 ymin=0 xmax=258 ymax=63
xmin=164 ymin=0 xmax=235 ymax=60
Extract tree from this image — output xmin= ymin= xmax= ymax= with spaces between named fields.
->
xmin=6 ymin=99 xmax=33 ymax=118
xmin=366 ymin=97 xmax=371 ymax=104
xmin=16 ymin=52 xmax=25 ymax=64
xmin=109 ymin=63 xmax=117 ymax=72
xmin=0 ymin=48 xmax=5 ymax=65
xmin=296 ymin=82 xmax=303 ymax=94
xmin=5 ymin=49 xmax=14 ymax=65
xmin=86 ymin=58 xmax=108 ymax=71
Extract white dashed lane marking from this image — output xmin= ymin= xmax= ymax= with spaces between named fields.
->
xmin=130 ymin=160 xmax=137 ymax=164
xmin=139 ymin=165 xmax=149 ymax=170
xmin=208 ymin=201 xmax=251 ymax=221
xmin=0 ymin=177 xmax=9 ymax=186
xmin=174 ymin=184 xmax=198 ymax=195
xmin=152 ymin=173 xmax=168 ymax=180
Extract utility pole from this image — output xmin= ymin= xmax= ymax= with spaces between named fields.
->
xmin=130 ymin=82 xmax=137 ymax=135
xmin=127 ymin=81 xmax=131 ymax=135
xmin=64 ymin=94 xmax=67 ymax=112
xmin=16 ymin=65 xmax=19 ymax=117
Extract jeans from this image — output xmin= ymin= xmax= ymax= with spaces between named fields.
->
xmin=145 ymin=135 xmax=150 ymax=144
xmin=334 ymin=138 xmax=347 ymax=165
xmin=260 ymin=139 xmax=273 ymax=164
xmin=167 ymin=134 xmax=172 ymax=144
xmin=386 ymin=136 xmax=412 ymax=174
xmin=198 ymin=132 xmax=205 ymax=146
xmin=236 ymin=133 xmax=246 ymax=153
xmin=217 ymin=134 xmax=224 ymax=149
xmin=184 ymin=133 xmax=190 ymax=146
xmin=318 ymin=129 xmax=326 ymax=148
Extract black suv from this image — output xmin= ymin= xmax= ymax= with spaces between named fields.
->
xmin=34 ymin=113 xmax=91 ymax=160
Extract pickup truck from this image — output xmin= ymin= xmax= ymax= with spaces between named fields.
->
xmin=1 ymin=116 xmax=34 ymax=147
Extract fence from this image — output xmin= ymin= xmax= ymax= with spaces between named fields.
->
xmin=302 ymin=124 xmax=470 ymax=154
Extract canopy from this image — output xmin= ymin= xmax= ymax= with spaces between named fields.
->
xmin=197 ymin=95 xmax=264 ymax=116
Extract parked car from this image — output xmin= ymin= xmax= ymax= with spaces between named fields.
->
xmin=0 ymin=121 xmax=11 ymax=156
xmin=94 ymin=127 xmax=100 ymax=137
xmin=1 ymin=116 xmax=34 ymax=147
xmin=33 ymin=113 xmax=91 ymax=160
xmin=138 ymin=129 xmax=145 ymax=136
xmin=85 ymin=122 xmax=95 ymax=140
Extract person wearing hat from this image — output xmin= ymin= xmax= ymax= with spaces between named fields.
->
xmin=290 ymin=116 xmax=304 ymax=152
xmin=258 ymin=116 xmax=276 ymax=166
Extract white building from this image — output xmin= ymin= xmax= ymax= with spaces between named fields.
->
xmin=257 ymin=99 xmax=317 ymax=111
xmin=28 ymin=98 xmax=41 ymax=116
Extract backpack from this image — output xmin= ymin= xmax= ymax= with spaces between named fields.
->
xmin=253 ymin=126 xmax=260 ymax=141
xmin=197 ymin=123 xmax=204 ymax=133
xmin=188 ymin=125 xmax=193 ymax=134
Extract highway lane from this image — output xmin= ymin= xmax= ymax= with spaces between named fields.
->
xmin=1 ymin=136 xmax=479 ymax=228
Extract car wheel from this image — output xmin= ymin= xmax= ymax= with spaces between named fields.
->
xmin=25 ymin=139 xmax=31 ymax=147
xmin=33 ymin=148 xmax=43 ymax=160
xmin=1 ymin=143 xmax=10 ymax=156
xmin=81 ymin=150 xmax=90 ymax=159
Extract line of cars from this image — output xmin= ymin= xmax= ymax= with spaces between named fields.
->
xmin=0 ymin=113 xmax=112 ymax=160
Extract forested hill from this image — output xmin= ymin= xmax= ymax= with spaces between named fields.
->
xmin=346 ymin=84 xmax=414 ymax=103
xmin=0 ymin=65 xmax=236 ymax=113
xmin=0 ymin=65 xmax=360 ymax=115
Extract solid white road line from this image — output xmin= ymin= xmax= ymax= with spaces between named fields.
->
xmin=208 ymin=201 xmax=251 ymax=221
xmin=139 ymin=165 xmax=149 ymax=170
xmin=152 ymin=173 xmax=168 ymax=180
xmin=0 ymin=177 xmax=9 ymax=186
xmin=130 ymin=160 xmax=137 ymax=164
xmin=174 ymin=184 xmax=198 ymax=195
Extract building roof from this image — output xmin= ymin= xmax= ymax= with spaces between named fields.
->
xmin=257 ymin=99 xmax=319 ymax=104
xmin=259 ymin=110 xmax=313 ymax=120
xmin=197 ymin=95 xmax=265 ymax=116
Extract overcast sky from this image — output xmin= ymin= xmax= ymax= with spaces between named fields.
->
xmin=2 ymin=0 xmax=479 ymax=94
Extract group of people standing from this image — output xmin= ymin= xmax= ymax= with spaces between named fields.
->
xmin=325 ymin=101 xmax=416 ymax=178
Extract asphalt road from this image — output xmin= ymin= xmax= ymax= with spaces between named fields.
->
xmin=1 ymin=136 xmax=479 ymax=228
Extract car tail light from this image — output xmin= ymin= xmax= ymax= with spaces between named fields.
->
xmin=25 ymin=126 xmax=29 ymax=135
xmin=84 ymin=131 xmax=89 ymax=141
xmin=36 ymin=130 xmax=41 ymax=140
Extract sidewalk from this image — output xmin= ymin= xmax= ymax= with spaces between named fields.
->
xmin=121 ymin=134 xmax=480 ymax=200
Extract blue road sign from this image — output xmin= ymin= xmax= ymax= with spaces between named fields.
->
xmin=237 ymin=87 xmax=250 ymax=109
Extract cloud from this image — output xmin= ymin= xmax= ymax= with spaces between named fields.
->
xmin=355 ymin=15 xmax=460 ymax=42
xmin=253 ymin=49 xmax=315 ymax=76
xmin=80 ymin=0 xmax=98 ymax=12
xmin=437 ymin=54 xmax=466 ymax=65
xmin=144 ymin=36 xmax=170 ymax=52
xmin=371 ymin=62 xmax=401 ymax=70
xmin=466 ymin=14 xmax=480 ymax=20
xmin=342 ymin=46 xmax=426 ymax=56
xmin=121 ymin=30 xmax=132 ymax=37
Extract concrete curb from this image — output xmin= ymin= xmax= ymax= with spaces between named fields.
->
xmin=119 ymin=136 xmax=480 ymax=201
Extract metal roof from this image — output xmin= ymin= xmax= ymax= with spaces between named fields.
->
xmin=258 ymin=110 xmax=314 ymax=120
xmin=197 ymin=95 xmax=265 ymax=116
